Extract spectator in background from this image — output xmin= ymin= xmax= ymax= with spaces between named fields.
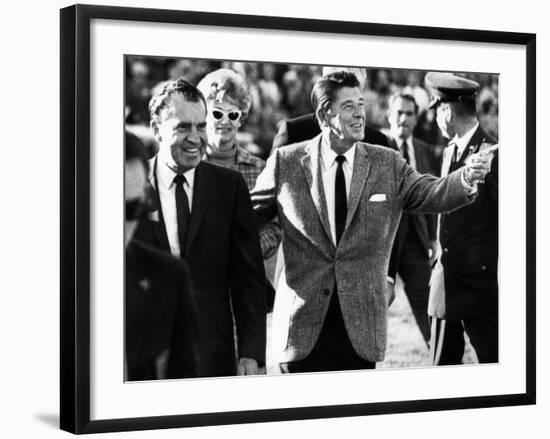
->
xmin=168 ymin=58 xmax=210 ymax=85
xmin=125 ymin=131 xmax=203 ymax=381
xmin=403 ymin=70 xmax=430 ymax=115
xmin=281 ymin=66 xmax=315 ymax=118
xmin=197 ymin=68 xmax=282 ymax=261
xmin=364 ymin=69 xmax=398 ymax=130
xmin=386 ymin=94 xmax=439 ymax=345
xmin=126 ymin=59 xmax=153 ymax=125
xmin=259 ymin=63 xmax=283 ymax=109
xmin=257 ymin=63 xmax=286 ymax=152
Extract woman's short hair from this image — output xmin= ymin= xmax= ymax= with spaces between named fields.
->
xmin=197 ymin=68 xmax=252 ymax=118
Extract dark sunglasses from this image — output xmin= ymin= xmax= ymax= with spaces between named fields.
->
xmin=125 ymin=198 xmax=146 ymax=221
xmin=211 ymin=109 xmax=242 ymax=121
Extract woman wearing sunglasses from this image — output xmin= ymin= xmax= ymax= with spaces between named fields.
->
xmin=197 ymin=68 xmax=267 ymax=192
xmin=197 ymin=68 xmax=281 ymax=304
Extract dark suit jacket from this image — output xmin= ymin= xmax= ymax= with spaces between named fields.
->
xmin=388 ymin=136 xmax=438 ymax=267
xmin=135 ymin=160 xmax=268 ymax=377
xmin=272 ymin=113 xmax=389 ymax=150
xmin=125 ymin=240 xmax=202 ymax=381
xmin=431 ymin=126 xmax=498 ymax=319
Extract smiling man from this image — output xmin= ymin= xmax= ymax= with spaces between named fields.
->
xmin=134 ymin=78 xmax=269 ymax=377
xmin=251 ymin=71 xmax=491 ymax=373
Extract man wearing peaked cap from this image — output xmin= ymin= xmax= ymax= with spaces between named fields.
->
xmin=425 ymin=71 xmax=499 ymax=365
xmin=425 ymin=72 xmax=480 ymax=110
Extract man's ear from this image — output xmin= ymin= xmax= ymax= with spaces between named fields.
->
xmin=445 ymin=104 xmax=454 ymax=124
xmin=150 ymin=119 xmax=161 ymax=143
xmin=316 ymin=108 xmax=329 ymax=128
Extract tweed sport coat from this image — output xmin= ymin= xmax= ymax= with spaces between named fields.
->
xmin=251 ymin=134 xmax=476 ymax=363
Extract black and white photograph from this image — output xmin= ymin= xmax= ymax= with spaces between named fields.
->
xmin=124 ymin=57 xmax=500 ymax=381
xmin=56 ymin=3 xmax=536 ymax=435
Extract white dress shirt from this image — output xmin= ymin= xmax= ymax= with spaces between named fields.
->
xmin=453 ymin=121 xmax=480 ymax=161
xmin=320 ymin=139 xmax=355 ymax=246
xmin=443 ymin=122 xmax=480 ymax=175
xmin=155 ymin=160 xmax=196 ymax=257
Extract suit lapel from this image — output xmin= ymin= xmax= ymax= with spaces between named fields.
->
xmin=412 ymin=138 xmax=425 ymax=173
xmin=148 ymin=157 xmax=171 ymax=252
xmin=184 ymin=162 xmax=213 ymax=254
xmin=346 ymin=143 xmax=371 ymax=230
xmin=300 ymin=136 xmax=334 ymax=248
xmin=457 ymin=126 xmax=485 ymax=165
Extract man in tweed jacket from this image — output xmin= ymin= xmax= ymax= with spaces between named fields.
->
xmin=251 ymin=71 xmax=490 ymax=372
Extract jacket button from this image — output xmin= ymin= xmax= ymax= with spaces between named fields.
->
xmin=323 ymin=289 xmax=331 ymax=296
xmin=443 ymin=248 xmax=448 ymax=253
xmin=481 ymin=265 xmax=486 ymax=271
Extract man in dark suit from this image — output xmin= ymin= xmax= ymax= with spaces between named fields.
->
xmin=125 ymin=131 xmax=202 ymax=381
xmin=134 ymin=79 xmax=269 ymax=377
xmin=386 ymin=93 xmax=439 ymax=345
xmin=426 ymin=72 xmax=499 ymax=364
xmin=252 ymin=71 xmax=491 ymax=373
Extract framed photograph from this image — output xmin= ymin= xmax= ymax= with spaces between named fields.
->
xmin=60 ymin=4 xmax=536 ymax=434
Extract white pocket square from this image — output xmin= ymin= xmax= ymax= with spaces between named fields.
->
xmin=369 ymin=193 xmax=387 ymax=202
xmin=147 ymin=210 xmax=160 ymax=222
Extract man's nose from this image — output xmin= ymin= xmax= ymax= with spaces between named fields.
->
xmin=353 ymin=105 xmax=364 ymax=118
xmin=187 ymin=128 xmax=201 ymax=144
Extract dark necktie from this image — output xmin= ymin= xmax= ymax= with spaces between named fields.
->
xmin=173 ymin=174 xmax=190 ymax=257
xmin=335 ymin=155 xmax=347 ymax=245
xmin=449 ymin=143 xmax=458 ymax=173
xmin=400 ymin=141 xmax=410 ymax=164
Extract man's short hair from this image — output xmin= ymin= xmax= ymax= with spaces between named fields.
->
xmin=125 ymin=131 xmax=149 ymax=173
xmin=311 ymin=70 xmax=360 ymax=113
xmin=388 ymin=93 xmax=419 ymax=115
xmin=149 ymin=78 xmax=207 ymax=122
xmin=449 ymin=98 xmax=478 ymax=118
xmin=321 ymin=66 xmax=367 ymax=91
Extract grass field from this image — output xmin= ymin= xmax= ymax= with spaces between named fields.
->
xmin=263 ymin=256 xmax=475 ymax=373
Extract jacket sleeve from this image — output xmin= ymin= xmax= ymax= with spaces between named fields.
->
xmin=228 ymin=174 xmax=268 ymax=366
xmin=396 ymin=152 xmax=476 ymax=214
xmin=250 ymin=149 xmax=279 ymax=227
xmin=166 ymin=258 xmax=205 ymax=378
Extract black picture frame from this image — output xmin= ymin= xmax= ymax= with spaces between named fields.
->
xmin=60 ymin=3 xmax=536 ymax=434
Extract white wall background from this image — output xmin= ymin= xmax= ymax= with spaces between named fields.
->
xmin=0 ymin=0 xmax=545 ymax=438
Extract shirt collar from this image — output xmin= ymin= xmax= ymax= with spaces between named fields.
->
xmin=320 ymin=137 xmax=356 ymax=170
xmin=156 ymin=157 xmax=196 ymax=191
xmin=452 ymin=122 xmax=479 ymax=155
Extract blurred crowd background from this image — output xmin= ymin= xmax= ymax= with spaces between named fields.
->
xmin=125 ymin=55 xmax=499 ymax=160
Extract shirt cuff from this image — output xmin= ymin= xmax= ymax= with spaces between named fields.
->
xmin=387 ymin=276 xmax=395 ymax=284
xmin=460 ymin=167 xmax=478 ymax=195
